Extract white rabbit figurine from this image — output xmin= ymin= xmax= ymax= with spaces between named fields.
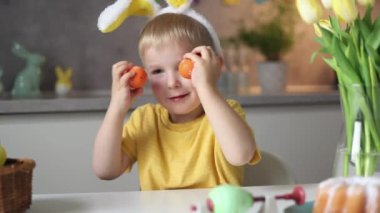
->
xmin=54 ymin=65 xmax=73 ymax=97
xmin=11 ymin=42 xmax=45 ymax=98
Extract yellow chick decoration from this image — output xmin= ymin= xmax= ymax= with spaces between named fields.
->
xmin=96 ymin=0 xmax=224 ymax=55
xmin=98 ymin=0 xmax=160 ymax=33
xmin=166 ymin=0 xmax=189 ymax=8
xmin=55 ymin=66 xmax=73 ymax=97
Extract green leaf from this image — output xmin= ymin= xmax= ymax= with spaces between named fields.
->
xmin=330 ymin=16 xmax=350 ymax=40
xmin=330 ymin=16 xmax=342 ymax=34
xmin=319 ymin=27 xmax=335 ymax=53
xmin=318 ymin=47 xmax=330 ymax=54
xmin=364 ymin=41 xmax=380 ymax=69
xmin=331 ymin=37 xmax=362 ymax=84
xmin=345 ymin=34 xmax=359 ymax=71
xmin=368 ymin=56 xmax=379 ymax=86
xmin=310 ymin=51 xmax=319 ymax=63
xmin=324 ymin=57 xmax=353 ymax=85
xmin=323 ymin=58 xmax=339 ymax=72
xmin=357 ymin=19 xmax=371 ymax=39
xmin=358 ymin=39 xmax=371 ymax=86
xmin=368 ymin=15 xmax=380 ymax=50
xmin=362 ymin=6 xmax=373 ymax=28
xmin=314 ymin=37 xmax=324 ymax=45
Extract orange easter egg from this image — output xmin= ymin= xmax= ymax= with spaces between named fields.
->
xmin=179 ymin=58 xmax=193 ymax=79
xmin=128 ymin=66 xmax=147 ymax=89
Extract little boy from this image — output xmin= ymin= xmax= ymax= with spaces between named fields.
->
xmin=93 ymin=8 xmax=260 ymax=191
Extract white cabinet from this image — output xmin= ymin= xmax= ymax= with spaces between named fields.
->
xmin=0 ymin=112 xmax=139 ymax=194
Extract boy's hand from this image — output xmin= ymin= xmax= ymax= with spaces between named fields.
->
xmin=110 ymin=61 xmax=144 ymax=113
xmin=182 ymin=46 xmax=222 ymax=91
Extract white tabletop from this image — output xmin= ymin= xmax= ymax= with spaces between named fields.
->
xmin=28 ymin=184 xmax=317 ymax=213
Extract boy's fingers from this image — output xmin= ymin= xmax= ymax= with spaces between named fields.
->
xmin=119 ymin=70 xmax=136 ymax=88
xmin=206 ymin=46 xmax=216 ymax=59
xmin=131 ymin=87 xmax=144 ymax=97
xmin=182 ymin=53 xmax=197 ymax=62
xmin=112 ymin=61 xmax=128 ymax=68
xmin=112 ymin=61 xmax=133 ymax=79
xmin=192 ymin=46 xmax=212 ymax=60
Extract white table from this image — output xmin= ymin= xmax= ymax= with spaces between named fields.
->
xmin=28 ymin=184 xmax=317 ymax=213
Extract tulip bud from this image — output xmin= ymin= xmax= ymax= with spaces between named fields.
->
xmin=314 ymin=19 xmax=333 ymax=37
xmin=321 ymin=0 xmax=332 ymax=9
xmin=296 ymin=0 xmax=324 ymax=24
xmin=332 ymin=0 xmax=358 ymax=23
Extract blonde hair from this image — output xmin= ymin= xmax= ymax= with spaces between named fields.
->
xmin=138 ymin=13 xmax=215 ymax=57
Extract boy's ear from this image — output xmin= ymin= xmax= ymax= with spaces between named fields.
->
xmin=218 ymin=56 xmax=224 ymax=68
xmin=217 ymin=56 xmax=224 ymax=79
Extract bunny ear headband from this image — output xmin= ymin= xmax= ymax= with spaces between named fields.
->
xmin=97 ymin=0 xmax=223 ymax=56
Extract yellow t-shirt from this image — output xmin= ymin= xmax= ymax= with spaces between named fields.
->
xmin=122 ymin=99 xmax=260 ymax=190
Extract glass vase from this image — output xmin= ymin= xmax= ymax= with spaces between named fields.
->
xmin=333 ymin=148 xmax=380 ymax=177
xmin=333 ymin=84 xmax=380 ymax=177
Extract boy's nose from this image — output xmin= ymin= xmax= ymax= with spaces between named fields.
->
xmin=167 ymin=71 xmax=181 ymax=89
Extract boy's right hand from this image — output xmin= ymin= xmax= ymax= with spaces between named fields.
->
xmin=110 ymin=61 xmax=144 ymax=113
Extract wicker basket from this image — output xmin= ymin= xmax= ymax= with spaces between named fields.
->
xmin=0 ymin=158 xmax=36 ymax=213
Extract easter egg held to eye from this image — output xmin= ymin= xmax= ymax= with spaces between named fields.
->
xmin=128 ymin=66 xmax=147 ymax=89
xmin=179 ymin=58 xmax=193 ymax=79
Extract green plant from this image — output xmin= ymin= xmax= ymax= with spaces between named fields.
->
xmin=296 ymin=0 xmax=380 ymax=176
xmin=237 ymin=0 xmax=296 ymax=61
xmin=238 ymin=21 xmax=294 ymax=61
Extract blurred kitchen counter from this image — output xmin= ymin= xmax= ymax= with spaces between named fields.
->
xmin=0 ymin=86 xmax=340 ymax=114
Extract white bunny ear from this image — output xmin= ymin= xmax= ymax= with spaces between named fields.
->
xmin=158 ymin=1 xmax=223 ymax=57
xmin=97 ymin=0 xmax=161 ymax=33
xmin=185 ymin=9 xmax=223 ymax=57
xmin=98 ymin=0 xmax=223 ymax=57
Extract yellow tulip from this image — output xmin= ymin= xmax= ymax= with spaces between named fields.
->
xmin=357 ymin=0 xmax=375 ymax=6
xmin=332 ymin=0 xmax=358 ymax=23
xmin=296 ymin=0 xmax=324 ymax=24
xmin=321 ymin=0 xmax=332 ymax=9
xmin=314 ymin=19 xmax=333 ymax=37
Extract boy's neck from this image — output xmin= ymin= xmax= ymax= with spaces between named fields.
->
xmin=168 ymin=106 xmax=205 ymax=123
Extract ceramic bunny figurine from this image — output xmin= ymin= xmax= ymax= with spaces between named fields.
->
xmin=54 ymin=65 xmax=73 ymax=97
xmin=11 ymin=42 xmax=45 ymax=98
xmin=0 ymin=66 xmax=4 ymax=95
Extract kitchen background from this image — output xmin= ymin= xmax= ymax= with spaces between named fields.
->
xmin=0 ymin=0 xmax=353 ymax=93
xmin=2 ymin=0 xmax=375 ymax=193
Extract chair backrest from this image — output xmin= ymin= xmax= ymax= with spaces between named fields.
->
xmin=243 ymin=150 xmax=296 ymax=186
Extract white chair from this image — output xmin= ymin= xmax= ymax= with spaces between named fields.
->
xmin=243 ymin=150 xmax=296 ymax=186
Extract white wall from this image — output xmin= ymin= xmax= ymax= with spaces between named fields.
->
xmin=0 ymin=104 xmax=342 ymax=194
xmin=245 ymin=105 xmax=342 ymax=184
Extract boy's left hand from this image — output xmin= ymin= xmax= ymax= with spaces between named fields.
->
xmin=183 ymin=46 xmax=222 ymax=91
